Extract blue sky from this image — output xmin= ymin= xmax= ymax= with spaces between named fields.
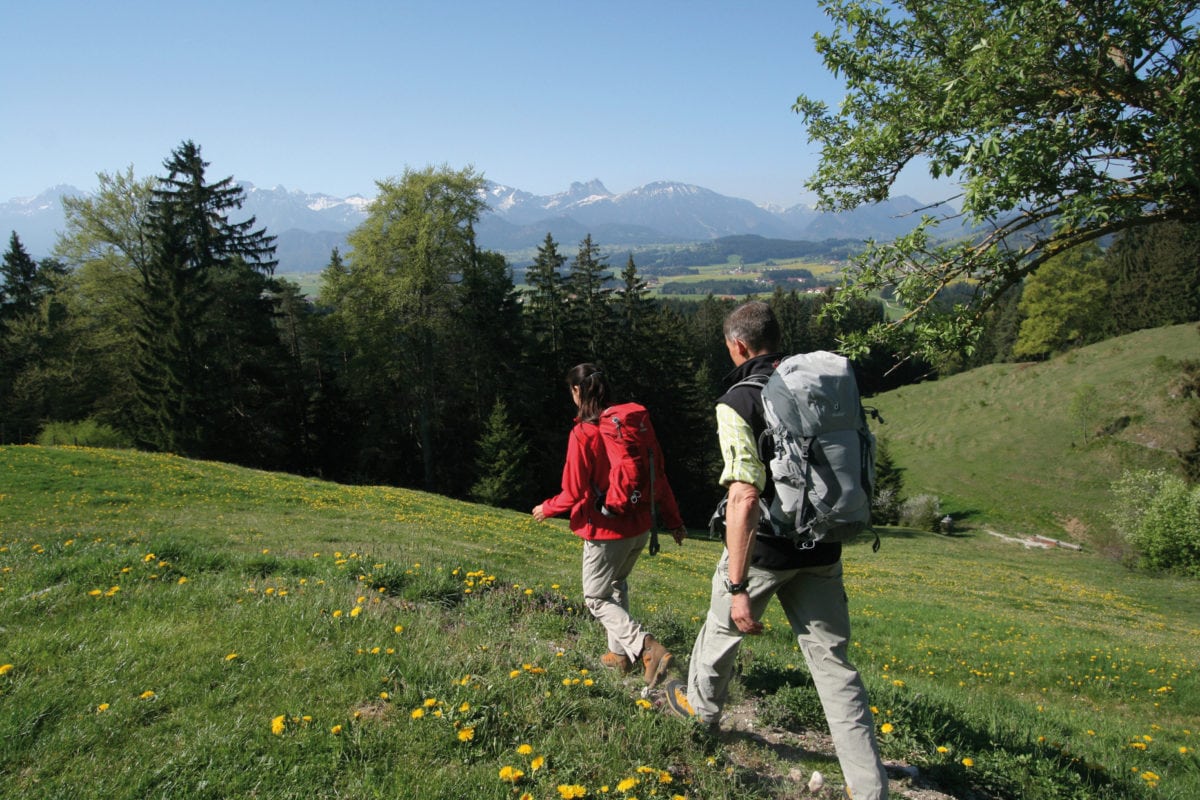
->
xmin=2 ymin=1 xmax=941 ymax=207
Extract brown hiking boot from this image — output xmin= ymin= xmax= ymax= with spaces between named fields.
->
xmin=600 ymin=651 xmax=633 ymax=672
xmin=639 ymin=635 xmax=672 ymax=687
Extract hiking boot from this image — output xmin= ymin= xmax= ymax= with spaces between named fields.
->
xmin=639 ymin=635 xmax=672 ymax=687
xmin=662 ymin=679 xmax=696 ymax=719
xmin=600 ymin=651 xmax=633 ymax=672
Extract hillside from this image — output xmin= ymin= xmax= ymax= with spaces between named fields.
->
xmin=2 ymin=446 xmax=1198 ymax=799
xmin=870 ymin=323 xmax=1198 ymax=541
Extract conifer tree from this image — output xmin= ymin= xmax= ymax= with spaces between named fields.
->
xmin=524 ymin=233 xmax=569 ymax=373
xmin=565 ymin=234 xmax=612 ymax=363
xmin=469 ymin=397 xmax=530 ymax=509
xmin=134 ymin=140 xmax=278 ymax=456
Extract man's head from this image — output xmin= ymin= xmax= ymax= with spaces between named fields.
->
xmin=723 ymin=301 xmax=780 ymax=365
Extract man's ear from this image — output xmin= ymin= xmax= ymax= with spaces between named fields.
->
xmin=734 ymin=338 xmax=751 ymax=359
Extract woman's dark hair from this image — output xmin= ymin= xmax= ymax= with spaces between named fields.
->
xmin=566 ymin=362 xmax=610 ymax=423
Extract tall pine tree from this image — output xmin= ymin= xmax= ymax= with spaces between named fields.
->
xmin=565 ymin=234 xmax=613 ymax=363
xmin=134 ymin=140 xmax=278 ymax=456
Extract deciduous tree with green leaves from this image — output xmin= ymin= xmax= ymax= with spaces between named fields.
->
xmin=795 ymin=0 xmax=1200 ymax=359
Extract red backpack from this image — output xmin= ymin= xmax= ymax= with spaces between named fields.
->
xmin=595 ymin=403 xmax=667 ymax=552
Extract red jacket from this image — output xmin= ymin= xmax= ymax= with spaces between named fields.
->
xmin=540 ymin=419 xmax=684 ymax=541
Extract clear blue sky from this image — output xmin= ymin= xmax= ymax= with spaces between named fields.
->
xmin=1 ymin=1 xmax=940 ymax=207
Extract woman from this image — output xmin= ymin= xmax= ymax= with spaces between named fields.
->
xmin=532 ymin=363 xmax=687 ymax=686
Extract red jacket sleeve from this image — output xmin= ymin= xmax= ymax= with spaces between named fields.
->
xmin=540 ymin=423 xmax=598 ymax=519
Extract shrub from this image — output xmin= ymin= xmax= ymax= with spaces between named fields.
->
xmin=37 ymin=419 xmax=133 ymax=449
xmin=1108 ymin=469 xmax=1200 ymax=576
xmin=900 ymin=493 xmax=942 ymax=532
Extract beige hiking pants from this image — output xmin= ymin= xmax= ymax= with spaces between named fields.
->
xmin=581 ymin=532 xmax=650 ymax=662
xmin=686 ymin=550 xmax=889 ymax=800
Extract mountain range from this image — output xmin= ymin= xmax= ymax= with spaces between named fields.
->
xmin=2 ymin=180 xmax=958 ymax=272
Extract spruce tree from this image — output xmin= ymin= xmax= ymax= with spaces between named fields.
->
xmin=524 ymin=233 xmax=569 ymax=372
xmin=1 ymin=233 xmax=42 ymax=322
xmin=134 ymin=140 xmax=278 ymax=456
xmin=565 ymin=234 xmax=613 ymax=363
xmin=469 ymin=397 xmax=530 ymax=509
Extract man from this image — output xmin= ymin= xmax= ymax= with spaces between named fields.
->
xmin=664 ymin=300 xmax=888 ymax=800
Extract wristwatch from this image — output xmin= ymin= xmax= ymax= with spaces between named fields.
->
xmin=725 ymin=579 xmax=749 ymax=595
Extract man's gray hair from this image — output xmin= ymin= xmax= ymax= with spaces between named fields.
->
xmin=723 ymin=301 xmax=780 ymax=353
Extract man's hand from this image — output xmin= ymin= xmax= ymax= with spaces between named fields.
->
xmin=670 ymin=526 xmax=687 ymax=545
xmin=531 ymin=504 xmax=546 ymax=522
xmin=730 ymin=592 xmax=762 ymax=635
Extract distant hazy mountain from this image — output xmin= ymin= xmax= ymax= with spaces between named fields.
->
xmin=2 ymin=179 xmax=954 ymax=272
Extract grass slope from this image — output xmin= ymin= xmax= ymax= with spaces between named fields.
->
xmin=2 ymin=446 xmax=1198 ymax=799
xmin=871 ymin=323 xmax=1198 ymax=540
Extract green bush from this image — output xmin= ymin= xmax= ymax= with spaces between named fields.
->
xmin=37 ymin=419 xmax=133 ymax=449
xmin=900 ymin=493 xmax=942 ymax=532
xmin=1108 ymin=469 xmax=1200 ymax=575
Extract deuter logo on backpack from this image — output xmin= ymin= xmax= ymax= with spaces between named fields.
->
xmin=759 ymin=351 xmax=880 ymax=551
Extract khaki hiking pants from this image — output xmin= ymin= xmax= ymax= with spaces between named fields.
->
xmin=581 ymin=532 xmax=650 ymax=662
xmin=686 ymin=550 xmax=889 ymax=800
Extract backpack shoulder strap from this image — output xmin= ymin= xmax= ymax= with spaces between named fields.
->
xmin=730 ymin=373 xmax=769 ymax=392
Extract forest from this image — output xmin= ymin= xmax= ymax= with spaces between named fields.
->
xmin=2 ymin=144 xmax=1199 ymax=528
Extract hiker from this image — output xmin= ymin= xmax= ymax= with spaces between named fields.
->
xmin=532 ymin=363 xmax=686 ymax=687
xmin=663 ymin=302 xmax=889 ymax=800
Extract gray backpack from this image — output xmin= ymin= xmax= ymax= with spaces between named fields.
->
xmin=753 ymin=352 xmax=880 ymax=551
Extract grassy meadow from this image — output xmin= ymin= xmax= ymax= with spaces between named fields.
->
xmin=2 ymin=444 xmax=1198 ymax=799
xmin=871 ymin=323 xmax=1199 ymax=542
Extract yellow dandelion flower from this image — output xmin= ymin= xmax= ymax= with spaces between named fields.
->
xmin=531 ymin=755 xmax=546 ymax=771
xmin=331 ymin=724 xmax=343 ymax=735
xmin=584 ymin=678 xmax=594 ymax=687
xmin=658 ymin=771 xmax=673 ymax=784
xmin=177 ymin=576 xmax=188 ymax=585
xmin=1131 ymin=742 xmax=1147 ymax=751
xmin=510 ymin=670 xmax=521 ymax=679
xmin=0 ymin=664 xmax=13 ymax=676
xmin=350 ymin=606 xmax=363 ymax=618
xmin=394 ymin=625 xmax=404 ymax=633
xmin=517 ymin=744 xmax=533 ymax=755
xmin=521 ymin=795 xmax=534 ymax=800
xmin=617 ymin=777 xmax=639 ymax=792
xmin=1181 ymin=746 xmax=1191 ymax=755
xmin=459 ymin=702 xmax=470 ymax=713
xmin=1142 ymin=771 xmax=1160 ymax=782
xmin=937 ymin=746 xmax=949 ymax=754
xmin=332 ymin=609 xmax=343 ymax=618
xmin=370 ymin=647 xmax=381 ymax=655
xmin=271 ymin=715 xmax=286 ymax=735
xmin=97 ymin=703 xmax=110 ymax=712
xmin=880 ymin=723 xmax=894 ymax=735
xmin=892 ymin=679 xmax=905 ymax=687
xmin=961 ymin=757 xmax=974 ymax=768
xmin=225 ymin=653 xmax=238 ymax=661
xmin=423 ymin=698 xmax=438 ymax=708
xmin=637 ymin=766 xmax=655 ymax=774
xmin=379 ymin=691 xmax=389 ymax=700
xmin=636 ymin=698 xmax=653 ymax=709
xmin=88 ymin=589 xmax=102 ymax=597
xmin=557 ymin=785 xmax=588 ymax=799
xmin=458 ymin=727 xmax=475 ymax=742
xmin=139 ymin=690 xmax=155 ymax=700
xmin=524 ymin=588 xmax=534 ymax=596
xmin=499 ymin=765 xmax=525 ymax=783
